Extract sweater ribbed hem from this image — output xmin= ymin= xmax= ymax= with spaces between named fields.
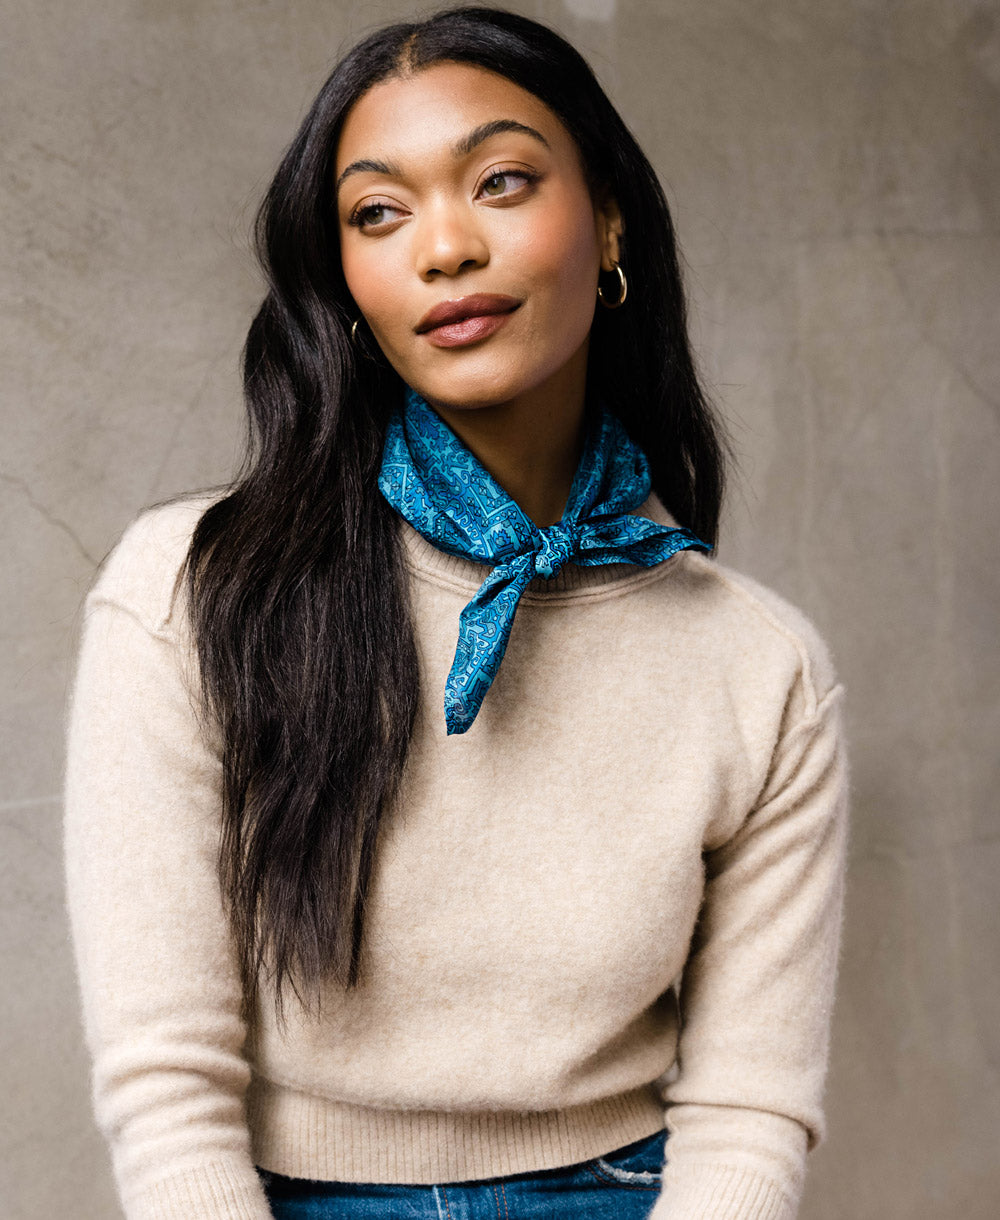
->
xmin=652 ymin=1163 xmax=796 ymax=1220
xmin=246 ymin=1078 xmax=667 ymax=1183
xmin=123 ymin=1158 xmax=272 ymax=1220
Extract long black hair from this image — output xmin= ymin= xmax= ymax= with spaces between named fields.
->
xmin=185 ymin=6 xmax=729 ymax=1021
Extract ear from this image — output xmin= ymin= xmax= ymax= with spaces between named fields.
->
xmin=596 ymin=192 xmax=624 ymax=271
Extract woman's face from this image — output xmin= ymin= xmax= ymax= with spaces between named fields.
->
xmin=335 ymin=61 xmax=621 ymax=412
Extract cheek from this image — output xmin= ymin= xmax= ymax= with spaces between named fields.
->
xmin=515 ymin=204 xmax=601 ymax=318
xmin=340 ymin=242 xmax=403 ymax=332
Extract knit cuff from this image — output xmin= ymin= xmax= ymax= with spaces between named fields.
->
xmin=651 ymin=1163 xmax=797 ymax=1220
xmin=122 ymin=1159 xmax=273 ymax=1220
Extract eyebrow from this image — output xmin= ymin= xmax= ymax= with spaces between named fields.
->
xmin=335 ymin=119 xmax=550 ymax=194
xmin=453 ymin=119 xmax=550 ymax=158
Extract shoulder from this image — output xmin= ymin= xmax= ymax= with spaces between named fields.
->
xmin=628 ymin=492 xmax=840 ymax=712
xmin=670 ymin=550 xmax=841 ymax=717
xmin=87 ymin=491 xmax=224 ymax=636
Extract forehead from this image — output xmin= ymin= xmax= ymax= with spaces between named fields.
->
xmin=335 ymin=61 xmax=579 ymax=173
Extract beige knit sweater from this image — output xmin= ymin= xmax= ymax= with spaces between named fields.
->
xmin=64 ymin=490 xmax=848 ymax=1220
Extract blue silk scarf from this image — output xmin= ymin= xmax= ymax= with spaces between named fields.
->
xmin=378 ymin=388 xmax=710 ymax=735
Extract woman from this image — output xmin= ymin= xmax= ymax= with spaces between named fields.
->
xmin=65 ymin=8 xmax=849 ymax=1220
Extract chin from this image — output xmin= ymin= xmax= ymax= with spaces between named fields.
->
xmin=404 ymin=368 xmax=531 ymax=413
xmin=418 ymin=355 xmax=573 ymax=413
xmin=424 ymin=387 xmax=520 ymax=412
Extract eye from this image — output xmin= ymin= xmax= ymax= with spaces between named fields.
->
xmin=347 ymin=199 xmax=406 ymax=231
xmin=477 ymin=168 xmax=538 ymax=200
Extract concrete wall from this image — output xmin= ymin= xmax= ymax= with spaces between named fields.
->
xmin=3 ymin=1 xmax=997 ymax=1216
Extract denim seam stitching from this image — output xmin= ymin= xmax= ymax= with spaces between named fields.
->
xmin=440 ymin=1184 xmax=455 ymax=1220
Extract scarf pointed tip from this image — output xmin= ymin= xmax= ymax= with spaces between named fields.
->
xmin=445 ymin=705 xmax=475 ymax=735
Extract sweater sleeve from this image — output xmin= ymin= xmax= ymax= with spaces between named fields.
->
xmin=652 ymin=652 xmax=850 ymax=1219
xmin=63 ymin=512 xmax=273 ymax=1220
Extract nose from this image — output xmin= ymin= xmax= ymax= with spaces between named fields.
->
xmin=414 ymin=198 xmax=489 ymax=280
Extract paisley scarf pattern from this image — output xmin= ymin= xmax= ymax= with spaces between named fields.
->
xmin=378 ymin=388 xmax=710 ymax=734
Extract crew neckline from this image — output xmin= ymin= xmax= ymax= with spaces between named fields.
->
xmin=398 ymin=490 xmax=690 ymax=599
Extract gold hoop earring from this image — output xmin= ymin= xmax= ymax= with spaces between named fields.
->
xmin=597 ymin=263 xmax=627 ymax=309
xmin=351 ymin=318 xmax=360 ymax=342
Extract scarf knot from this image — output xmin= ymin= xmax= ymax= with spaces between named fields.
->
xmin=378 ymin=388 xmax=711 ymax=735
xmin=534 ymin=523 xmax=575 ymax=579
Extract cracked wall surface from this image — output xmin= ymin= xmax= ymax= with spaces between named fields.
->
xmin=3 ymin=1 xmax=998 ymax=1217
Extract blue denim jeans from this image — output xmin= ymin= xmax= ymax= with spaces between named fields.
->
xmin=259 ymin=1129 xmax=667 ymax=1219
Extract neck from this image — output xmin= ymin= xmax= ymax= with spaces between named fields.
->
xmin=427 ymin=349 xmax=589 ymax=529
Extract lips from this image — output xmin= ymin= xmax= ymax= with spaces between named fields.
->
xmin=415 ymin=294 xmax=520 ymax=335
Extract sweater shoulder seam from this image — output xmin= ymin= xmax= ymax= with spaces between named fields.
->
xmin=699 ymin=560 xmax=835 ymax=717
xmin=84 ymin=590 xmax=181 ymax=644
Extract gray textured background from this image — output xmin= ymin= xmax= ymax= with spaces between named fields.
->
xmin=3 ymin=1 xmax=998 ymax=1217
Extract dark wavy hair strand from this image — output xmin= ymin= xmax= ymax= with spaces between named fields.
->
xmin=184 ymin=6 xmax=730 ymax=1022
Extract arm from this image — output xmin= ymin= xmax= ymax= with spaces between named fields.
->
xmin=64 ymin=520 xmax=272 ymax=1220
xmin=653 ymin=673 xmax=850 ymax=1220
